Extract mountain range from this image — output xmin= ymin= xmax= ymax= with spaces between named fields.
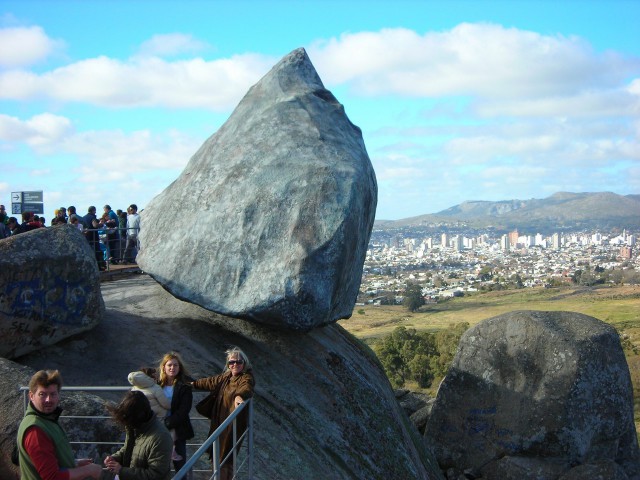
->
xmin=375 ymin=192 xmax=640 ymax=233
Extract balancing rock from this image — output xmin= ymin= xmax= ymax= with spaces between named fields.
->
xmin=138 ymin=48 xmax=377 ymax=331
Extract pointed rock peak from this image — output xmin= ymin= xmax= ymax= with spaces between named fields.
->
xmin=241 ymin=48 xmax=331 ymax=108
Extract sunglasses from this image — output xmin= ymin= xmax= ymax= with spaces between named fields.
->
xmin=228 ymin=360 xmax=244 ymax=366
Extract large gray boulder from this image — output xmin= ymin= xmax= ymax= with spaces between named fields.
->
xmin=425 ymin=310 xmax=640 ymax=480
xmin=137 ymin=47 xmax=377 ymax=331
xmin=0 ymin=226 xmax=104 ymax=358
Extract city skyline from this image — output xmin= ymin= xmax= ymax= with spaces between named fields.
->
xmin=1 ymin=1 xmax=639 ymax=220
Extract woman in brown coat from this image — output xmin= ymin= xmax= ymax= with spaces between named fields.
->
xmin=192 ymin=346 xmax=255 ymax=480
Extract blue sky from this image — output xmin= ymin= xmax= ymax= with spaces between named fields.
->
xmin=1 ymin=1 xmax=639 ymax=220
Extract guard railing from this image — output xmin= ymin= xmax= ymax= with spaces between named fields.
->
xmin=81 ymin=227 xmax=140 ymax=271
xmin=19 ymin=386 xmax=254 ymax=479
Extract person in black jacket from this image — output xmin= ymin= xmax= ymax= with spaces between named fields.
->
xmin=158 ymin=351 xmax=194 ymax=473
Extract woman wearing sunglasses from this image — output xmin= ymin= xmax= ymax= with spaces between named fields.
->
xmin=192 ymin=346 xmax=255 ymax=480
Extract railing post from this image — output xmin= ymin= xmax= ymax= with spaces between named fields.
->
xmin=232 ymin=418 xmax=238 ymax=479
xmin=213 ymin=438 xmax=221 ymax=480
xmin=248 ymin=399 xmax=254 ymax=480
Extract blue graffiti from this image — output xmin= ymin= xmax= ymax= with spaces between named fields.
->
xmin=5 ymin=275 xmax=91 ymax=325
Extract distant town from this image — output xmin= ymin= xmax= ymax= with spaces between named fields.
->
xmin=359 ymin=226 xmax=639 ymax=306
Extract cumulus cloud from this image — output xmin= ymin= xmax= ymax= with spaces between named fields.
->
xmin=308 ymin=23 xmax=639 ymax=100
xmin=137 ymin=33 xmax=210 ymax=57
xmin=0 ymin=53 xmax=275 ymax=110
xmin=1 ymin=22 xmax=637 ymax=115
xmin=0 ymin=26 xmax=64 ymax=67
xmin=0 ymin=113 xmax=73 ymax=147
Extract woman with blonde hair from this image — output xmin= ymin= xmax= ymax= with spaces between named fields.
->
xmin=158 ymin=351 xmax=194 ymax=473
xmin=191 ymin=346 xmax=255 ymax=480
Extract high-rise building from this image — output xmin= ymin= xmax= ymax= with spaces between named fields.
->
xmin=508 ymin=229 xmax=519 ymax=246
xmin=501 ymin=234 xmax=510 ymax=251
xmin=441 ymin=233 xmax=449 ymax=248
xmin=552 ymin=233 xmax=561 ymax=250
xmin=454 ymin=235 xmax=463 ymax=251
xmin=620 ymin=245 xmax=633 ymax=259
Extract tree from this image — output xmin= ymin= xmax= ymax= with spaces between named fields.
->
xmin=373 ymin=326 xmax=437 ymax=388
xmin=403 ymin=283 xmax=425 ymax=312
xmin=431 ymin=322 xmax=469 ymax=378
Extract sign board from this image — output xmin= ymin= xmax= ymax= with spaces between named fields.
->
xmin=23 ymin=191 xmax=43 ymax=203
xmin=22 ymin=202 xmax=44 ymax=214
xmin=11 ymin=191 xmax=44 ymax=216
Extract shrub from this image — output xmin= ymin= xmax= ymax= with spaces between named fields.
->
xmin=373 ymin=323 xmax=469 ymax=388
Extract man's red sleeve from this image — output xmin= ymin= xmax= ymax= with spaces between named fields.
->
xmin=23 ymin=426 xmax=71 ymax=480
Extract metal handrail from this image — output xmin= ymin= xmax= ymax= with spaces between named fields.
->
xmin=173 ymin=398 xmax=253 ymax=480
xmin=19 ymin=386 xmax=254 ymax=479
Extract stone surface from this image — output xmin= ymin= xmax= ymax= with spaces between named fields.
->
xmin=425 ymin=310 xmax=640 ymax=480
xmin=0 ymin=225 xmax=105 ymax=358
xmin=137 ymin=47 xmax=377 ymax=331
xmin=0 ymin=358 xmax=122 ymax=479
xmin=7 ymin=275 xmax=443 ymax=480
xmin=558 ymin=461 xmax=630 ymax=480
xmin=395 ymin=389 xmax=435 ymax=434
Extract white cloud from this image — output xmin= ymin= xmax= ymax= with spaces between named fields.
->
xmin=474 ymin=84 xmax=640 ymax=118
xmin=0 ymin=53 xmax=275 ymax=110
xmin=308 ymin=23 xmax=639 ymax=100
xmin=137 ymin=33 xmax=210 ymax=57
xmin=0 ymin=113 xmax=73 ymax=147
xmin=0 ymin=26 xmax=64 ymax=67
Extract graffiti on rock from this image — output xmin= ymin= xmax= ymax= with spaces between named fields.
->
xmin=2 ymin=275 xmax=91 ymax=326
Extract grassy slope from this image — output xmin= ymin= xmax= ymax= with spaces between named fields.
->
xmin=339 ymin=284 xmax=640 ymax=437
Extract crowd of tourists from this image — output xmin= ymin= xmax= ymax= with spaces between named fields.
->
xmin=0 ymin=203 xmax=141 ymax=270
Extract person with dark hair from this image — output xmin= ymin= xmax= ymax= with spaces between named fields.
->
xmin=21 ymin=212 xmax=43 ymax=231
xmin=7 ymin=216 xmax=24 ymax=235
xmin=104 ymin=390 xmax=173 ymax=479
xmin=17 ymin=369 xmax=103 ymax=480
xmin=128 ymin=367 xmax=182 ymax=462
xmin=118 ymin=210 xmax=128 ymax=262
xmin=0 ymin=205 xmax=8 ymax=238
xmin=83 ymin=206 xmax=106 ymax=271
xmin=123 ymin=204 xmax=140 ymax=264
xmin=158 ymin=351 xmax=194 ymax=472
xmin=191 ymin=346 xmax=255 ymax=480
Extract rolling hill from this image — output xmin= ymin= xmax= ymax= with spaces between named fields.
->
xmin=376 ymin=192 xmax=640 ymax=233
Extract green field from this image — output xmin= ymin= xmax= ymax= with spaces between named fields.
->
xmin=338 ymin=284 xmax=640 ymax=435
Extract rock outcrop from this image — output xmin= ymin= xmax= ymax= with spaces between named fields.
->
xmin=396 ymin=389 xmax=435 ymax=435
xmin=0 ymin=226 xmax=104 ymax=358
xmin=425 ymin=310 xmax=640 ymax=480
xmin=138 ymin=48 xmax=377 ymax=331
xmin=5 ymin=276 xmax=443 ymax=480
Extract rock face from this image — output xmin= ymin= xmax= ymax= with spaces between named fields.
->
xmin=425 ymin=310 xmax=640 ymax=480
xmin=0 ymin=226 xmax=105 ymax=358
xmin=4 ymin=276 xmax=443 ymax=480
xmin=137 ymin=48 xmax=377 ymax=331
xmin=396 ymin=389 xmax=435 ymax=435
